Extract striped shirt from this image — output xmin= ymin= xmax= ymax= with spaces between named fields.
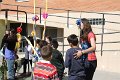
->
xmin=34 ymin=60 xmax=59 ymax=80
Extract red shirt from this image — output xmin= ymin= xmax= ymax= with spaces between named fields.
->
xmin=87 ymin=32 xmax=97 ymax=61
xmin=33 ymin=60 xmax=59 ymax=80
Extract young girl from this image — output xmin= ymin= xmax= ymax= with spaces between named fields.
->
xmin=74 ymin=18 xmax=97 ymax=80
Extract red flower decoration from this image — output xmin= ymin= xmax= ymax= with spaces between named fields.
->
xmin=32 ymin=15 xmax=39 ymax=21
xmin=17 ymin=27 xmax=22 ymax=33
xmin=42 ymin=12 xmax=48 ymax=19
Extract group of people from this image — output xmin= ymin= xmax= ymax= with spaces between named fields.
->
xmin=22 ymin=36 xmax=65 ymax=80
xmin=0 ymin=29 xmax=18 ymax=80
xmin=0 ymin=18 xmax=97 ymax=80
xmin=65 ymin=18 xmax=97 ymax=80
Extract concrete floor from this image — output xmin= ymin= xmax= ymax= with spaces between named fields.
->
xmin=23 ymin=70 xmax=120 ymax=80
xmin=1 ymin=52 xmax=120 ymax=80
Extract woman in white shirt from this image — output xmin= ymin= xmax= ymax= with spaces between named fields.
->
xmin=23 ymin=36 xmax=34 ymax=74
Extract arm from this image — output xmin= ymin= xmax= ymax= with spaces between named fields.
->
xmin=64 ymin=50 xmax=71 ymax=68
xmin=60 ymin=54 xmax=65 ymax=67
xmin=82 ymin=38 xmax=96 ymax=53
xmin=74 ymin=37 xmax=96 ymax=59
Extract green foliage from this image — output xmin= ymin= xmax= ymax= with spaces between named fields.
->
xmin=0 ymin=61 xmax=7 ymax=74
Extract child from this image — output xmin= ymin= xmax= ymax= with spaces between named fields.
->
xmin=32 ymin=39 xmax=41 ymax=63
xmin=45 ymin=35 xmax=52 ymax=45
xmin=32 ymin=40 xmax=48 ymax=63
xmin=50 ymin=40 xmax=65 ymax=80
xmin=33 ymin=45 xmax=59 ymax=80
xmin=23 ymin=36 xmax=34 ymax=74
xmin=65 ymin=34 xmax=86 ymax=80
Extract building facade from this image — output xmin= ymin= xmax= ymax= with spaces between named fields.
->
xmin=0 ymin=0 xmax=120 ymax=73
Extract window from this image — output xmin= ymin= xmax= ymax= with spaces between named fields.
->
xmin=16 ymin=0 xmax=29 ymax=2
xmin=88 ymin=18 xmax=105 ymax=25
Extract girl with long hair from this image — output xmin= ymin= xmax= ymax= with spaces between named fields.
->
xmin=74 ymin=18 xmax=97 ymax=80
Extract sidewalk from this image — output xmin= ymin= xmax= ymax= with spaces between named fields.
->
xmin=1 ymin=52 xmax=120 ymax=80
xmin=23 ymin=70 xmax=120 ymax=80
xmin=93 ymin=70 xmax=120 ymax=80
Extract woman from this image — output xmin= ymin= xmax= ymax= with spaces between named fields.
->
xmin=5 ymin=29 xmax=18 ymax=80
xmin=74 ymin=18 xmax=97 ymax=80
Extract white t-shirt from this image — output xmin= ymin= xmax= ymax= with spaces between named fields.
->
xmin=24 ymin=45 xmax=33 ymax=60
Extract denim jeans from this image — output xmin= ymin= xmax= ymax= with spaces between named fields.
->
xmin=6 ymin=59 xmax=15 ymax=80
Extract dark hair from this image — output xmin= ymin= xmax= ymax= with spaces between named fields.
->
xmin=28 ymin=36 xmax=34 ymax=46
xmin=45 ymin=35 xmax=52 ymax=43
xmin=67 ymin=34 xmax=78 ymax=46
xmin=39 ymin=40 xmax=48 ymax=48
xmin=10 ymin=29 xmax=16 ymax=35
xmin=41 ymin=45 xmax=53 ymax=59
xmin=36 ymin=39 xmax=41 ymax=44
xmin=80 ymin=18 xmax=92 ymax=41
xmin=46 ymin=36 xmax=52 ymax=41
xmin=51 ymin=39 xmax=59 ymax=49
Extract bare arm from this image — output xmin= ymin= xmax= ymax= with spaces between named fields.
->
xmin=74 ymin=37 xmax=96 ymax=59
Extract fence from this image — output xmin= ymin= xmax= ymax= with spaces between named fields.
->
xmin=0 ymin=3 xmax=120 ymax=56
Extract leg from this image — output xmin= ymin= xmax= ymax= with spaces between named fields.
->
xmin=23 ymin=59 xmax=28 ymax=73
xmin=85 ymin=60 xmax=97 ymax=80
xmin=14 ymin=61 xmax=18 ymax=73
xmin=29 ymin=59 xmax=32 ymax=67
xmin=6 ymin=59 xmax=15 ymax=80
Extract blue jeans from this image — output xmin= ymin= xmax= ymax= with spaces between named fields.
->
xmin=6 ymin=59 xmax=15 ymax=80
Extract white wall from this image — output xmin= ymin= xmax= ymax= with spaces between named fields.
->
xmin=0 ymin=11 xmax=120 ymax=73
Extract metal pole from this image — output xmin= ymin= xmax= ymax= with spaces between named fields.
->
xmin=40 ymin=8 xmax=41 ymax=23
xmin=67 ymin=10 xmax=69 ymax=28
xmin=63 ymin=32 xmax=64 ymax=56
xmin=25 ymin=12 xmax=28 ymax=36
xmin=101 ymin=13 xmax=105 ymax=56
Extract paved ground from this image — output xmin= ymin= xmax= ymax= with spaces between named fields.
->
xmin=93 ymin=70 xmax=120 ymax=80
xmin=22 ymin=70 xmax=120 ymax=80
xmin=1 ymin=52 xmax=120 ymax=80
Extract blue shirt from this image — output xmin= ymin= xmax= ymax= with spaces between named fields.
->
xmin=65 ymin=48 xmax=85 ymax=79
xmin=5 ymin=48 xmax=15 ymax=60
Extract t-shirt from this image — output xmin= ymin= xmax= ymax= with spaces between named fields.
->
xmin=34 ymin=60 xmax=59 ymax=80
xmin=5 ymin=34 xmax=17 ymax=60
xmin=88 ymin=32 xmax=97 ymax=61
xmin=81 ymin=32 xmax=97 ymax=61
xmin=24 ymin=45 xmax=33 ymax=60
xmin=6 ymin=34 xmax=17 ymax=51
xmin=65 ymin=48 xmax=86 ymax=79
xmin=50 ymin=49 xmax=65 ymax=76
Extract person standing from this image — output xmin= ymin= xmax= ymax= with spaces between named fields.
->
xmin=5 ymin=29 xmax=18 ymax=80
xmin=74 ymin=18 xmax=97 ymax=80
xmin=33 ymin=45 xmax=59 ymax=80
xmin=23 ymin=36 xmax=34 ymax=74
xmin=65 ymin=34 xmax=86 ymax=80
xmin=50 ymin=40 xmax=65 ymax=80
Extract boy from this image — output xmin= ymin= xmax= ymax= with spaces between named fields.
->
xmin=65 ymin=34 xmax=86 ymax=80
xmin=50 ymin=40 xmax=65 ymax=80
xmin=32 ymin=39 xmax=41 ymax=63
xmin=33 ymin=45 xmax=59 ymax=80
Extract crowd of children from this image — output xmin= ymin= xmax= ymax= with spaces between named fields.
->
xmin=0 ymin=18 xmax=97 ymax=80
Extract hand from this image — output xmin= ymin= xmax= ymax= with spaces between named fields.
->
xmin=15 ymin=54 xmax=19 ymax=59
xmin=73 ymin=50 xmax=82 ymax=59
